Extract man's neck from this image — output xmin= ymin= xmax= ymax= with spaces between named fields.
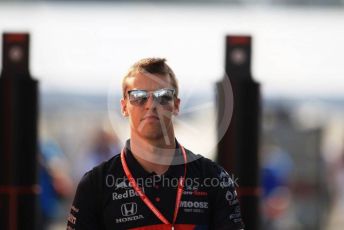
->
xmin=129 ymin=133 xmax=177 ymax=175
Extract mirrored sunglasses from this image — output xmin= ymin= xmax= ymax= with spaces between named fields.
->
xmin=127 ymin=88 xmax=176 ymax=106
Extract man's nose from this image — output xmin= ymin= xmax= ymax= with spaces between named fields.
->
xmin=145 ymin=94 xmax=157 ymax=110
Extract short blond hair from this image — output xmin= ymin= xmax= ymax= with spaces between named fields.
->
xmin=122 ymin=58 xmax=179 ymax=98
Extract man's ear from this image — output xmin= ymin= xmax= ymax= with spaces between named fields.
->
xmin=120 ymin=98 xmax=129 ymax=117
xmin=173 ymin=97 xmax=180 ymax=116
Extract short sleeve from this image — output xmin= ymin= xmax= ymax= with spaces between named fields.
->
xmin=208 ymin=163 xmax=245 ymax=230
xmin=67 ymin=171 xmax=102 ymax=229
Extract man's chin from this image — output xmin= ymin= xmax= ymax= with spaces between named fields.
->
xmin=139 ymin=131 xmax=164 ymax=140
xmin=134 ymin=123 xmax=173 ymax=141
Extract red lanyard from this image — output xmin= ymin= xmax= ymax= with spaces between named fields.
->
xmin=120 ymin=144 xmax=187 ymax=229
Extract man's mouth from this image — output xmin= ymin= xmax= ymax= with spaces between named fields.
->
xmin=142 ymin=115 xmax=159 ymax=121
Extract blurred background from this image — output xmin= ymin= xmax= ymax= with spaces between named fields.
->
xmin=1 ymin=0 xmax=344 ymax=229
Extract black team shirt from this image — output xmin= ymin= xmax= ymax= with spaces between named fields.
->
xmin=67 ymin=140 xmax=245 ymax=230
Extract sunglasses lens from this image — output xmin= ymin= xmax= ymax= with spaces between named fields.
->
xmin=154 ymin=89 xmax=174 ymax=105
xmin=128 ymin=89 xmax=175 ymax=106
xmin=128 ymin=90 xmax=148 ymax=105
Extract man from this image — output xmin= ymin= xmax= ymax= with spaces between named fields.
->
xmin=67 ymin=58 xmax=245 ymax=230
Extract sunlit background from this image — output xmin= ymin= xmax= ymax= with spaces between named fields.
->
xmin=1 ymin=0 xmax=344 ymax=229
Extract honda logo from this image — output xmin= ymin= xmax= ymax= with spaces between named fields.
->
xmin=121 ymin=202 xmax=137 ymax=216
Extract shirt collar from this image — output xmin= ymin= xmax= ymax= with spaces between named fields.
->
xmin=123 ymin=139 xmax=185 ymax=179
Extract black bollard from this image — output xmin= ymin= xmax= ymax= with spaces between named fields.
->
xmin=0 ymin=33 xmax=39 ymax=230
xmin=216 ymin=35 xmax=261 ymax=230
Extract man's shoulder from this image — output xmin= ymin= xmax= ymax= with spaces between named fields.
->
xmin=185 ymin=148 xmax=233 ymax=179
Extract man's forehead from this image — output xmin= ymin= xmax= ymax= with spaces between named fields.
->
xmin=126 ymin=72 xmax=172 ymax=88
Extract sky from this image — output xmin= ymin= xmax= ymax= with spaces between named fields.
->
xmin=0 ymin=2 xmax=344 ymax=98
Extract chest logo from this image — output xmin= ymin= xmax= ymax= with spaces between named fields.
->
xmin=121 ymin=202 xmax=137 ymax=216
xmin=116 ymin=202 xmax=144 ymax=223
